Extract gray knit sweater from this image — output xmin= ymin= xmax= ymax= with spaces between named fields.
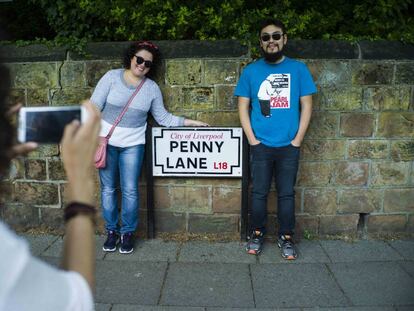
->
xmin=91 ymin=69 xmax=184 ymax=147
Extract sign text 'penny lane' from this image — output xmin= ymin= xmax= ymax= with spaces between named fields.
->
xmin=152 ymin=128 xmax=243 ymax=177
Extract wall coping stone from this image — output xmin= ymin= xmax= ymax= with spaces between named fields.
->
xmin=285 ymin=40 xmax=358 ymax=59
xmin=0 ymin=44 xmax=67 ymax=62
xmin=1 ymin=39 xmax=414 ymax=62
xmin=358 ymin=40 xmax=414 ymax=60
xmin=69 ymin=40 xmax=250 ymax=60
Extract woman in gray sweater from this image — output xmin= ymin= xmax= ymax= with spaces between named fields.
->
xmin=91 ymin=41 xmax=207 ymax=254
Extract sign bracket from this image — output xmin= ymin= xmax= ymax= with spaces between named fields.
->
xmin=145 ymin=126 xmax=249 ymax=240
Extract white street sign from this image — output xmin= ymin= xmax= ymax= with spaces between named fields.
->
xmin=152 ymin=127 xmax=243 ymax=177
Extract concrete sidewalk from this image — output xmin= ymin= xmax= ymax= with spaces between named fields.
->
xmin=23 ymin=234 xmax=414 ymax=311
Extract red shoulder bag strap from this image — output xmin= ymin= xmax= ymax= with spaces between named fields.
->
xmin=106 ymin=77 xmax=146 ymax=139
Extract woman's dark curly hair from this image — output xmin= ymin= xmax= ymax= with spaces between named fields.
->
xmin=0 ymin=56 xmax=14 ymax=175
xmin=122 ymin=41 xmax=160 ymax=80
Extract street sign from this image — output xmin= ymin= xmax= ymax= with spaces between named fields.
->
xmin=152 ymin=127 xmax=243 ymax=177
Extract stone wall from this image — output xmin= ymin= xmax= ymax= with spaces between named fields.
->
xmin=1 ymin=40 xmax=413 ymax=238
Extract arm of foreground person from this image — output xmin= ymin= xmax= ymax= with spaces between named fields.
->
xmin=0 ymin=101 xmax=99 ymax=310
xmin=60 ymin=101 xmax=101 ymax=291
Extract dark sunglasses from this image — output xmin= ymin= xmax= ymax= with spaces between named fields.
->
xmin=134 ymin=55 xmax=153 ymax=68
xmin=261 ymin=33 xmax=284 ymax=42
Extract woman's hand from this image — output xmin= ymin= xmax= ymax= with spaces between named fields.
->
xmin=6 ymin=104 xmax=38 ymax=158
xmin=184 ymin=119 xmax=209 ymax=127
xmin=61 ymin=100 xmax=101 ymax=205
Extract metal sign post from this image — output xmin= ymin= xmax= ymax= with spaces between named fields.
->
xmin=241 ymin=134 xmax=249 ymax=240
xmin=145 ymin=127 xmax=248 ymax=240
xmin=145 ymin=128 xmax=155 ymax=238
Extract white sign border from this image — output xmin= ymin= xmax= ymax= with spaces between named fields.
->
xmin=152 ymin=127 xmax=243 ymax=177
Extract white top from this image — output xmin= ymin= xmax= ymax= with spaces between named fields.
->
xmin=0 ymin=222 xmax=94 ymax=311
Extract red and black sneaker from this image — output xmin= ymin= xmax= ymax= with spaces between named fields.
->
xmin=277 ymin=235 xmax=298 ymax=260
xmin=246 ymin=230 xmax=264 ymax=255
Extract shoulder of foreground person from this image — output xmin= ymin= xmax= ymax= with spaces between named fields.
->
xmin=0 ymin=221 xmax=94 ymax=311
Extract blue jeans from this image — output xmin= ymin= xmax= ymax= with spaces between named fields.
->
xmin=99 ymin=144 xmax=145 ymax=234
xmin=250 ymin=143 xmax=300 ymax=236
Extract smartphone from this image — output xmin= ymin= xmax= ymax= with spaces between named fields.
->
xmin=18 ymin=106 xmax=88 ymax=143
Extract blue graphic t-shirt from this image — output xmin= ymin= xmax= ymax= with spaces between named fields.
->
xmin=234 ymin=57 xmax=317 ymax=147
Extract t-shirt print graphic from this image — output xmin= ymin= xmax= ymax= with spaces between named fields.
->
xmin=257 ymin=73 xmax=291 ymax=117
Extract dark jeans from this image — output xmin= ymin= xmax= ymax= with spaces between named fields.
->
xmin=250 ymin=143 xmax=300 ymax=236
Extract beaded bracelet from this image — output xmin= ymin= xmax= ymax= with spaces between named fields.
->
xmin=64 ymin=202 xmax=97 ymax=224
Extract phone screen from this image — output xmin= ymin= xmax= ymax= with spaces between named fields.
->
xmin=24 ymin=108 xmax=81 ymax=143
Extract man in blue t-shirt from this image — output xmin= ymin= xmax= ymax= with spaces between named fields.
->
xmin=235 ymin=18 xmax=317 ymax=259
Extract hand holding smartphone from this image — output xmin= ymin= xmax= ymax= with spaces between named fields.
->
xmin=18 ymin=106 xmax=88 ymax=144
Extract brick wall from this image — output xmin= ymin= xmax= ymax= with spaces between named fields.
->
xmin=1 ymin=40 xmax=413 ymax=238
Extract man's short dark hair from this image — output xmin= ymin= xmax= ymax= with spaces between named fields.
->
xmin=259 ymin=19 xmax=286 ymax=36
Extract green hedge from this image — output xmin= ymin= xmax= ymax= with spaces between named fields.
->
xmin=1 ymin=0 xmax=413 ymax=48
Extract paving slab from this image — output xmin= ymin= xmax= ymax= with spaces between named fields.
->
xmin=95 ymin=260 xmax=167 ymax=305
xmin=20 ymin=234 xmax=60 ymax=257
xmin=389 ymin=240 xmax=414 ymax=260
xmin=398 ymin=261 xmax=414 ymax=278
xmin=12 ymin=235 xmax=414 ymax=309
xmin=207 ymin=308 xmax=300 ymax=311
xmin=160 ymin=262 xmax=253 ymax=308
xmin=303 ymin=307 xmax=397 ymax=311
xmin=320 ymin=240 xmax=403 ymax=262
xmin=95 ymin=303 xmax=112 ymax=311
xmin=111 ymin=305 xmax=205 ymax=311
xmin=250 ymin=263 xmax=349 ymax=308
xmin=258 ymin=240 xmax=330 ymax=264
xmin=328 ymin=262 xmax=414 ymax=306
xmin=178 ymin=241 xmax=256 ymax=264
xmin=104 ymin=239 xmax=179 ymax=262
xmin=41 ymin=236 xmax=64 ymax=257
xmin=42 ymin=235 xmax=106 ymax=259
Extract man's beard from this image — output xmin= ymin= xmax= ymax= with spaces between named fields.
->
xmin=261 ymin=47 xmax=284 ymax=63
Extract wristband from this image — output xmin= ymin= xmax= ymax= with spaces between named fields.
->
xmin=64 ymin=202 xmax=97 ymax=224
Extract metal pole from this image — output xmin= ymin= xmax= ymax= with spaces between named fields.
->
xmin=145 ymin=126 xmax=155 ymax=238
xmin=240 ymin=133 xmax=249 ymax=240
